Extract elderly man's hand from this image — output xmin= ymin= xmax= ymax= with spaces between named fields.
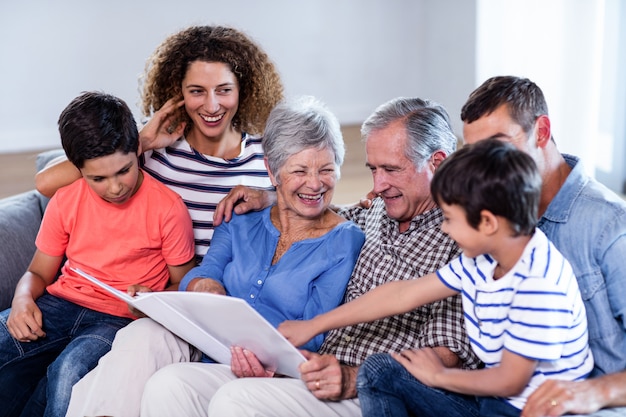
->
xmin=213 ymin=186 xmax=276 ymax=226
xmin=298 ymin=351 xmax=358 ymax=400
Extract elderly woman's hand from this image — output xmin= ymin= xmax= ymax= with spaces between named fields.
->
xmin=188 ymin=277 xmax=227 ymax=295
xmin=230 ymin=346 xmax=275 ymax=378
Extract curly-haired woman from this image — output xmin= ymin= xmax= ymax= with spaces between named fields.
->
xmin=36 ymin=25 xmax=284 ymax=260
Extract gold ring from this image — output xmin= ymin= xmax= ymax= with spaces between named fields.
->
xmin=550 ymin=399 xmax=558 ymax=407
xmin=315 ymin=380 xmax=320 ymax=390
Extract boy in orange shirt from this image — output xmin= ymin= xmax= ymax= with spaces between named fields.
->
xmin=0 ymin=91 xmax=195 ymax=417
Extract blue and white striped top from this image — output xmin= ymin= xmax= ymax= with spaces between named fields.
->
xmin=437 ymin=228 xmax=594 ymax=410
xmin=141 ymin=133 xmax=272 ymax=260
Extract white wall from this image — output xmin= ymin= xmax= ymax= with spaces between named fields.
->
xmin=0 ymin=0 xmax=476 ymax=154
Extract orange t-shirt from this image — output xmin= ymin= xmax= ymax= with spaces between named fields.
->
xmin=38 ymin=170 xmax=195 ymax=319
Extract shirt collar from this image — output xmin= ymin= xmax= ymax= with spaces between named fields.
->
xmin=377 ymin=199 xmax=443 ymax=234
xmin=541 ymin=154 xmax=589 ymax=223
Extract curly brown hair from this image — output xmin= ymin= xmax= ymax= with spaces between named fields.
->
xmin=140 ymin=25 xmax=284 ymax=136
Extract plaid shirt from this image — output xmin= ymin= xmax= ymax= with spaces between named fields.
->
xmin=319 ymin=198 xmax=481 ymax=369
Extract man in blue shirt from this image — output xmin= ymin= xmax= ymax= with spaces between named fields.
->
xmin=461 ymin=75 xmax=626 ymax=417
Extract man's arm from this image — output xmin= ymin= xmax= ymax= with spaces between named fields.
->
xmin=213 ymin=185 xmax=276 ymax=226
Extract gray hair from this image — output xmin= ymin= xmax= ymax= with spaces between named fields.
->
xmin=361 ymin=97 xmax=457 ymax=168
xmin=263 ymin=96 xmax=344 ymax=180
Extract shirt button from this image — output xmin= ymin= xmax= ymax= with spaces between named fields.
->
xmin=250 ymin=294 xmax=255 ymax=299
xmin=344 ymin=335 xmax=352 ymax=342
xmin=383 ymin=255 xmax=392 ymax=261
xmin=257 ymin=280 xmax=263 ymax=285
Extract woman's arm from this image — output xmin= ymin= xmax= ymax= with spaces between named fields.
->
xmin=35 ymin=157 xmax=80 ymax=198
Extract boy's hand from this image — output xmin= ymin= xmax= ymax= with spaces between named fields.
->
xmin=139 ymin=97 xmax=186 ymax=152
xmin=277 ymin=319 xmax=316 ymax=348
xmin=391 ymin=347 xmax=445 ymax=388
xmin=126 ymin=284 xmax=153 ymax=317
xmin=230 ymin=346 xmax=275 ymax=378
xmin=213 ymin=186 xmax=276 ymax=226
xmin=6 ymin=295 xmax=46 ymax=341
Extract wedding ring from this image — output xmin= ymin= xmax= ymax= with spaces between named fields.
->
xmin=315 ymin=380 xmax=320 ymax=390
xmin=550 ymin=399 xmax=558 ymax=407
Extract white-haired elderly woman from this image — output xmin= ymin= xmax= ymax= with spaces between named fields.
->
xmin=66 ymin=96 xmax=365 ymax=417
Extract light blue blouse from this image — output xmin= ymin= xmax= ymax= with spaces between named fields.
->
xmin=180 ymin=206 xmax=365 ymax=352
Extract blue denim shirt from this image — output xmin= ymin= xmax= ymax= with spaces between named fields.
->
xmin=538 ymin=154 xmax=626 ymax=377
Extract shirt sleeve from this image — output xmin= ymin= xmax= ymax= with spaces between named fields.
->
xmin=179 ymin=220 xmax=233 ymax=291
xmin=159 ymin=196 xmax=195 ymax=266
xmin=35 ymin=194 xmax=69 ymax=257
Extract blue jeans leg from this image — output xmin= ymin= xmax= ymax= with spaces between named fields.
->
xmin=357 ymin=353 xmax=480 ymax=417
xmin=0 ymin=294 xmax=131 ymax=417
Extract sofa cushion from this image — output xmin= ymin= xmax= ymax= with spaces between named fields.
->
xmin=0 ymin=190 xmax=45 ymax=310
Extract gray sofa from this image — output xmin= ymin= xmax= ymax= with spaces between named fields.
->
xmin=0 ymin=149 xmax=65 ymax=310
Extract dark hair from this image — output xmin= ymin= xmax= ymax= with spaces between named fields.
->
xmin=460 ymin=76 xmax=549 ymax=135
xmin=361 ymin=97 xmax=457 ymax=169
xmin=431 ymin=138 xmax=541 ymax=236
xmin=141 ymin=25 xmax=284 ymax=136
xmin=58 ymin=91 xmax=139 ymax=169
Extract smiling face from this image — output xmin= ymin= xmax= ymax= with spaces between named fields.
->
xmin=80 ymin=151 xmax=142 ymax=205
xmin=271 ymin=147 xmax=337 ymax=220
xmin=182 ymin=61 xmax=240 ymax=142
xmin=440 ymin=202 xmax=486 ymax=258
xmin=365 ymin=120 xmax=436 ymax=232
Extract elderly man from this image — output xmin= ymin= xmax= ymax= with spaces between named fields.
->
xmin=138 ymin=97 xmax=481 ymax=416
xmin=459 ymin=75 xmax=626 ymax=417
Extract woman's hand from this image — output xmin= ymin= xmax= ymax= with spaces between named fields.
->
xmin=139 ymin=97 xmax=186 ymax=152
xmin=230 ymin=346 xmax=275 ymax=378
xmin=277 ymin=319 xmax=317 ymax=348
xmin=188 ymin=277 xmax=227 ymax=295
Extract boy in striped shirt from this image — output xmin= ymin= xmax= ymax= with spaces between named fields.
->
xmin=279 ymin=138 xmax=593 ymax=417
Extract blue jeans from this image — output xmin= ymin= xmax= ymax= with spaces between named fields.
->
xmin=357 ymin=353 xmax=520 ymax=417
xmin=0 ymin=293 xmax=131 ymax=417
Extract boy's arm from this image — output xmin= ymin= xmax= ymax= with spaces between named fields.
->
xmin=395 ymin=347 xmax=536 ymax=398
xmin=163 ymin=258 xmax=196 ymax=291
xmin=7 ymin=250 xmax=63 ymax=341
xmin=279 ymin=272 xmax=455 ymax=347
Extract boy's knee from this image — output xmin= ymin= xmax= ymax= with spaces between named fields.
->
xmin=357 ymin=353 xmax=398 ymax=388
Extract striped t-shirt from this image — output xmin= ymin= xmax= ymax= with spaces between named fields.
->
xmin=141 ymin=133 xmax=272 ymax=260
xmin=437 ymin=228 xmax=594 ymax=410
